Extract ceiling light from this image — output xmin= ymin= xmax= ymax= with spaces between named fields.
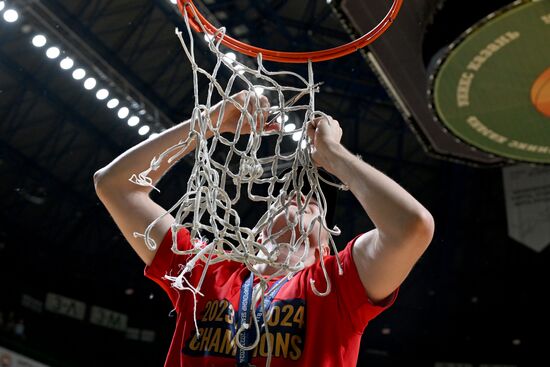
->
xmin=45 ymin=46 xmax=60 ymax=59
xmin=170 ymin=0 xmax=177 ymax=4
xmin=3 ymin=9 xmax=19 ymax=23
xmin=283 ymin=123 xmax=296 ymax=132
xmin=149 ymin=133 xmax=160 ymax=139
xmin=0 ymin=2 xmax=5 ymax=12
xmin=95 ymin=89 xmax=109 ymax=100
xmin=204 ymin=34 xmax=214 ymax=43
xmin=59 ymin=57 xmax=74 ymax=70
xmin=72 ymin=68 xmax=86 ymax=80
xmin=107 ymin=98 xmax=119 ymax=109
xmin=138 ymin=126 xmax=150 ymax=136
xmin=277 ymin=114 xmax=289 ymax=124
xmin=300 ymin=140 xmax=307 ymax=149
xmin=21 ymin=24 xmax=32 ymax=34
xmin=31 ymin=34 xmax=47 ymax=48
xmin=254 ymin=86 xmax=264 ymax=95
xmin=235 ymin=64 xmax=246 ymax=75
xmin=117 ymin=107 xmax=129 ymax=119
xmin=83 ymin=77 xmax=97 ymax=90
xmin=292 ymin=132 xmax=301 ymax=141
xmin=223 ymin=52 xmax=237 ymax=64
xmin=127 ymin=116 xmax=140 ymax=127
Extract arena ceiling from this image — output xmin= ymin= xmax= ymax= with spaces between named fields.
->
xmin=0 ymin=0 xmax=547 ymax=366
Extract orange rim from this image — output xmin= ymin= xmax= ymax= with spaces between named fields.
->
xmin=177 ymin=0 xmax=403 ymax=63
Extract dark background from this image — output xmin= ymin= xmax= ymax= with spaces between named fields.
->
xmin=0 ymin=0 xmax=548 ymax=366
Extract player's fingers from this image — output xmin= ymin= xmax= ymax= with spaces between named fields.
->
xmin=312 ymin=116 xmax=325 ymax=129
xmin=258 ymin=96 xmax=271 ymax=123
xmin=325 ymin=116 xmax=337 ymax=126
xmin=260 ymin=95 xmax=270 ymax=109
xmin=245 ymin=90 xmax=260 ymax=107
xmin=318 ymin=116 xmax=332 ymax=127
xmin=306 ymin=119 xmax=316 ymax=140
xmin=324 ymin=116 xmax=341 ymax=133
xmin=265 ymin=121 xmax=281 ymax=132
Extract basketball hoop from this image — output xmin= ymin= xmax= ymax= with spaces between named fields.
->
xmin=177 ymin=0 xmax=403 ymax=63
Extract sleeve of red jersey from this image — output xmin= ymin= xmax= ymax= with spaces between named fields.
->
xmin=312 ymin=234 xmax=398 ymax=334
xmin=144 ymin=227 xmax=192 ymax=308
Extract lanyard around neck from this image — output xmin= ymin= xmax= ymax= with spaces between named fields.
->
xmin=236 ymin=272 xmax=289 ymax=366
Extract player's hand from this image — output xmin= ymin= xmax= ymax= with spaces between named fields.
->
xmin=306 ymin=115 xmax=343 ymax=171
xmin=216 ymin=91 xmax=280 ymax=135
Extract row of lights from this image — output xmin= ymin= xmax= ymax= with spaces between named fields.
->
xmin=1 ymin=2 xmax=158 ymax=139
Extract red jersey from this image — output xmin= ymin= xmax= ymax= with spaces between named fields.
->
xmin=145 ymin=228 xmax=397 ymax=367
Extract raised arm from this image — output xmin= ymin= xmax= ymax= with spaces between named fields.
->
xmin=94 ymin=91 xmax=273 ymax=265
xmin=307 ymin=115 xmax=434 ymax=303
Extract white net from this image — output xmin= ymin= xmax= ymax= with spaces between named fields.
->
xmin=130 ymin=3 xmax=346 ymax=361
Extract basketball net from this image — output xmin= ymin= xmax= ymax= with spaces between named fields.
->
xmin=130 ymin=4 xmax=345 ymax=362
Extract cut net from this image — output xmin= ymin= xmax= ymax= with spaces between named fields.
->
xmin=130 ymin=4 xmax=346 ymax=361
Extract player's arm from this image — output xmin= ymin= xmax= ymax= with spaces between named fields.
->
xmin=307 ymin=116 xmax=434 ymax=303
xmin=94 ymin=92 xmax=273 ymax=266
xmin=94 ymin=116 xmax=204 ymax=266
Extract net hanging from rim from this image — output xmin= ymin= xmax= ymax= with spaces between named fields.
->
xmin=132 ymin=2 xmax=344 ymax=291
xmin=130 ymin=1 xmax=399 ymax=363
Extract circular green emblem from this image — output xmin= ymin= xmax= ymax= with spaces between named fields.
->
xmin=432 ymin=0 xmax=550 ymax=163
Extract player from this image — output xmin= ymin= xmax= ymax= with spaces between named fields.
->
xmin=94 ymin=91 xmax=434 ymax=366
